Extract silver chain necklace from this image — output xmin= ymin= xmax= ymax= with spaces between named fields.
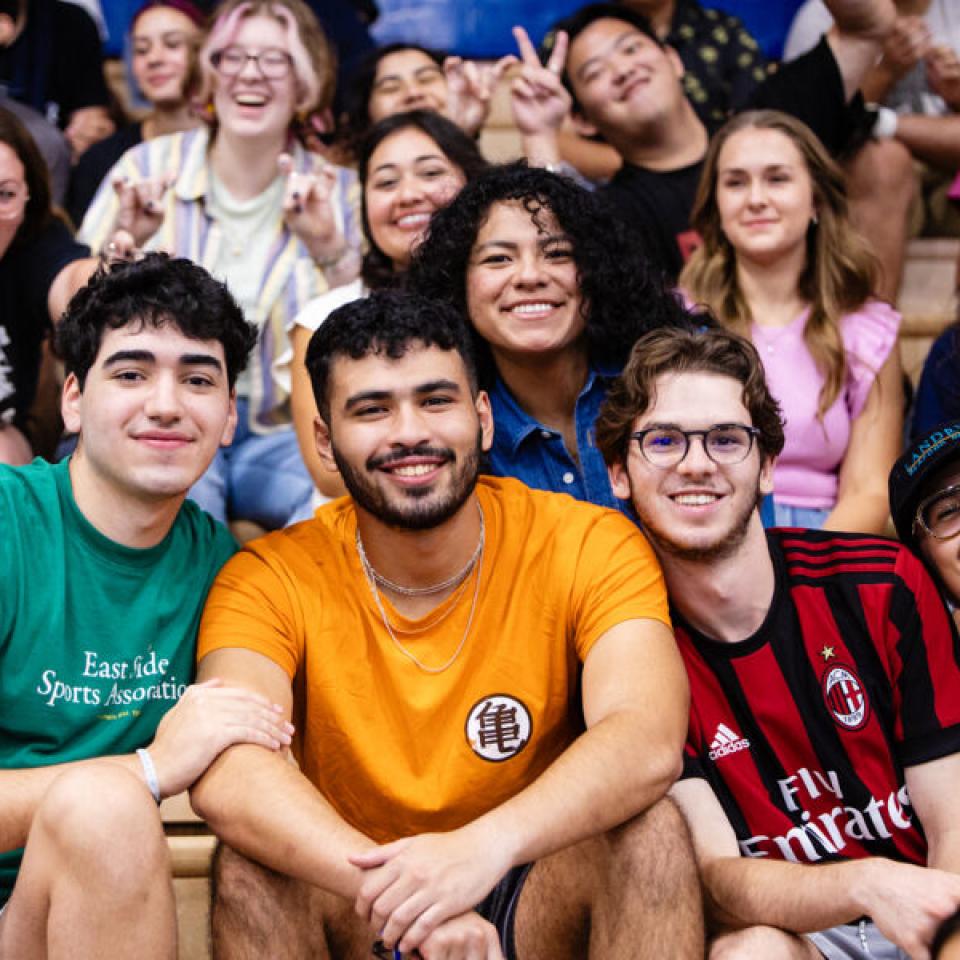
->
xmin=356 ymin=509 xmax=485 ymax=674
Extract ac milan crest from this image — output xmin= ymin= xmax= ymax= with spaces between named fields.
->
xmin=821 ymin=665 xmax=870 ymax=731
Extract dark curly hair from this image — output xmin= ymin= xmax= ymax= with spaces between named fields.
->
xmin=406 ymin=161 xmax=685 ymax=387
xmin=57 ymin=253 xmax=257 ymax=389
xmin=305 ymin=288 xmax=477 ymax=421
xmin=358 ymin=110 xmax=490 ymax=290
xmin=339 ymin=42 xmax=445 ymax=156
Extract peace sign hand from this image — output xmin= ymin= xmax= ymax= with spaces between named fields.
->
xmin=444 ymin=55 xmax=517 ymax=137
xmin=510 ymin=26 xmax=571 ymax=139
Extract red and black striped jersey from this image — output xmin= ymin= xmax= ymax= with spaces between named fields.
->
xmin=678 ymin=528 xmax=960 ymax=867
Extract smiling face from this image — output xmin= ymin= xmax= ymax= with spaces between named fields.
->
xmin=465 ymin=200 xmax=585 ymax=365
xmin=715 ymin=126 xmax=816 ymax=269
xmin=368 ymin=48 xmax=448 ymax=123
xmin=566 ymin=17 xmax=685 ymax=144
xmin=211 ymin=14 xmax=297 ymax=142
xmin=62 ymin=322 xmax=237 ymax=504
xmin=364 ymin=126 xmax=466 ymax=270
xmin=131 ymin=6 xmax=199 ymax=107
xmin=609 ymin=370 xmax=773 ymax=562
xmin=317 ymin=343 xmax=492 ymax=530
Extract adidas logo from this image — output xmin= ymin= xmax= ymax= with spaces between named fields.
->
xmin=708 ymin=722 xmax=751 ymax=761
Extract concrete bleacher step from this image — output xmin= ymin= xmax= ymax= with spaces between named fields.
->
xmin=897 ymin=237 xmax=959 ymax=385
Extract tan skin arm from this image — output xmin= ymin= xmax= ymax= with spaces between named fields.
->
xmin=47 ymin=256 xmax=99 ymax=324
xmin=823 ymin=341 xmax=903 ymax=535
xmin=824 ymin=0 xmax=897 ymax=102
xmin=671 ymin=774 xmax=960 ymax=956
xmin=289 ymin=323 xmax=347 ymax=498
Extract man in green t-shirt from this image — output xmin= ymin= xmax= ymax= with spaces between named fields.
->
xmin=0 ymin=254 xmax=293 ymax=960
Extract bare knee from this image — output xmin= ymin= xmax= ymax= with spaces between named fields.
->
xmin=847 ymin=140 xmax=917 ymax=204
xmin=710 ymin=925 xmax=816 ymax=960
xmin=32 ymin=764 xmax=167 ymax=890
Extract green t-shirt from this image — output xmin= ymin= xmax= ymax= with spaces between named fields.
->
xmin=0 ymin=458 xmax=236 ymax=904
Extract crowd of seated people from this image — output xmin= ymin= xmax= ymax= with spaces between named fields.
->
xmin=8 ymin=0 xmax=960 ymax=957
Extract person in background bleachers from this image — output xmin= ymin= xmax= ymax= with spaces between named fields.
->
xmin=554 ymin=0 xmax=770 ymax=181
xmin=522 ymin=0 xmax=895 ymax=284
xmin=78 ymin=0 xmax=362 ymax=531
xmin=409 ymin=161 xmax=695 ymax=512
xmin=0 ymin=107 xmax=97 ymax=466
xmin=67 ymin=0 xmax=205 ymax=226
xmin=786 ymin=0 xmax=960 ymax=304
xmin=0 ymin=0 xmax=115 ymax=159
xmin=0 ymin=253 xmax=295 ymax=959
xmin=913 ymin=323 xmax=960 ymax=438
xmin=0 ymin=96 xmax=70 ymax=203
xmin=337 ymin=42 xmax=516 ymax=160
xmin=680 ymin=109 xmax=902 ymax=533
xmin=289 ymin=109 xmax=488 ymax=503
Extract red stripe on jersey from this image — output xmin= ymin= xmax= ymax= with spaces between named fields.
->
xmin=856 ymin=583 xmax=905 ymax=742
xmin=782 ymin=562 xmax=897 ymax=579
xmin=780 ymin=535 xmax=898 ymax=553
xmin=791 ymin=585 xmax=923 ymax=862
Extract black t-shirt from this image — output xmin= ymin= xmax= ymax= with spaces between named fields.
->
xmin=0 ymin=0 xmax=109 ymax=126
xmin=0 ymin=219 xmax=88 ymax=430
xmin=67 ymin=123 xmax=143 ymax=227
xmin=600 ymin=37 xmax=864 ymax=282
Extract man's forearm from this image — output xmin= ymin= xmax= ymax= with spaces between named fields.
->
xmin=895 ymin=114 xmax=960 ymax=167
xmin=470 ymin=709 xmax=681 ymax=870
xmin=702 ymin=855 xmax=876 ymax=933
xmin=190 ymin=743 xmax=375 ymax=899
xmin=824 ymin=0 xmax=896 ymax=100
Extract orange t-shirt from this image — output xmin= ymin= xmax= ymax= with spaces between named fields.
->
xmin=198 ymin=477 xmax=669 ymax=842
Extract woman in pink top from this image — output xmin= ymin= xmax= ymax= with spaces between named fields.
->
xmin=680 ymin=110 xmax=903 ymax=533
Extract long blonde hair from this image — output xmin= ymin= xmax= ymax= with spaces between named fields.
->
xmin=680 ymin=110 xmax=879 ymax=417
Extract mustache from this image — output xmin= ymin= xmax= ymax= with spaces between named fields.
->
xmin=366 ymin=445 xmax=455 ymax=470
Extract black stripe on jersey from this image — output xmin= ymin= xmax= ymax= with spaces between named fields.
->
xmin=889 ymin=577 xmax=940 ymax=741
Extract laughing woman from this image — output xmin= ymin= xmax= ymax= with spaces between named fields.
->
xmin=79 ymin=0 xmax=361 ymax=529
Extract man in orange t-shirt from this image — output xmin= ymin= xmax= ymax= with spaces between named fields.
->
xmin=192 ymin=290 xmax=700 ymax=960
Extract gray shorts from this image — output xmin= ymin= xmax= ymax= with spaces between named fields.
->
xmin=807 ymin=920 xmax=908 ymax=959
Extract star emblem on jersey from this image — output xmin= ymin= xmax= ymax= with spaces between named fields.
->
xmin=465 ymin=694 xmax=531 ymax=763
xmin=820 ymin=645 xmax=836 ymax=661
xmin=821 ymin=664 xmax=870 ymax=731
xmin=708 ymin=722 xmax=751 ymax=761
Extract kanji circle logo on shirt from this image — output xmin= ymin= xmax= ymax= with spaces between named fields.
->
xmin=822 ymin=664 xmax=870 ymax=731
xmin=465 ymin=694 xmax=531 ymax=763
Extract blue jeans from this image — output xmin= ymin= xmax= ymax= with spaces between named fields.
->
xmin=772 ymin=500 xmax=830 ymax=530
xmin=188 ymin=400 xmax=314 ymax=530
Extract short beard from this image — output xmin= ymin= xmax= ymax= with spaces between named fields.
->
xmin=636 ymin=480 xmax=763 ymax=564
xmin=332 ymin=432 xmax=482 ymax=531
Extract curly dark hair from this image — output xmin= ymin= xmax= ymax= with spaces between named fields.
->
xmin=406 ymin=161 xmax=685 ymax=387
xmin=358 ymin=110 xmax=490 ymax=290
xmin=305 ymin=288 xmax=477 ymax=421
xmin=595 ymin=324 xmax=785 ymax=468
xmin=57 ymin=253 xmax=257 ymax=389
xmin=339 ymin=42 xmax=445 ymax=156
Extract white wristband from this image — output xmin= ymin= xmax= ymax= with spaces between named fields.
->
xmin=871 ymin=104 xmax=899 ymax=140
xmin=136 ymin=748 xmax=161 ymax=804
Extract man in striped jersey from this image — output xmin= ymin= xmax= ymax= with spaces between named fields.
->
xmin=598 ymin=324 xmax=960 ymax=960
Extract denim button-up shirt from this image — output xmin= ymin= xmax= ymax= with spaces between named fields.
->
xmin=487 ymin=367 xmax=626 ymax=513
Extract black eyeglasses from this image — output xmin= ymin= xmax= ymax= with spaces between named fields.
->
xmin=631 ymin=424 xmax=761 ymax=467
xmin=914 ymin=483 xmax=960 ymax=541
xmin=210 ymin=45 xmax=293 ymax=79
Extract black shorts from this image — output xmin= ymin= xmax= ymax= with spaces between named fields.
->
xmin=475 ymin=864 xmax=532 ymax=960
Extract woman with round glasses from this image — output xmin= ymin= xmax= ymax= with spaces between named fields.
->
xmin=0 ymin=107 xmax=96 ymax=466
xmin=680 ymin=110 xmax=903 ymax=534
xmin=408 ymin=162 xmax=693 ymax=511
xmin=79 ymin=0 xmax=362 ymax=530
xmin=67 ymin=0 xmax=206 ymax=226
xmin=890 ymin=423 xmax=960 ymax=621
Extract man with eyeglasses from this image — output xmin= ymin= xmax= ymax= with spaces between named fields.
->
xmin=598 ymin=324 xmax=960 ymax=960
xmin=890 ymin=423 xmax=960 ymax=626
